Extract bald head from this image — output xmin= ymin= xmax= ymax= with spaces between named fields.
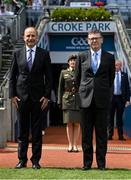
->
xmin=23 ymin=27 xmax=38 ymax=48
xmin=24 ymin=27 xmax=38 ymax=35
xmin=115 ymin=60 xmax=122 ymax=72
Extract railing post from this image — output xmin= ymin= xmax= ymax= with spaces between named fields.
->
xmin=0 ymin=105 xmax=6 ymax=148
xmin=0 ymin=41 xmax=2 ymax=71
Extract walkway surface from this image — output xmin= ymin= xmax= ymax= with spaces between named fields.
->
xmin=0 ymin=126 xmax=131 ymax=169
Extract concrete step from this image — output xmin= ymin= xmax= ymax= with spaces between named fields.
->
xmin=2 ymin=54 xmax=12 ymax=59
xmin=0 ymin=69 xmax=9 ymax=76
xmin=0 ymin=68 xmax=8 ymax=72
xmin=2 ymin=63 xmax=12 ymax=67
xmin=0 ymin=38 xmax=23 ymax=86
xmin=15 ymin=41 xmax=23 ymax=44
xmin=2 ymin=49 xmax=13 ymax=54
xmin=0 ymin=68 xmax=9 ymax=78
xmin=0 ymin=69 xmax=9 ymax=77
xmin=2 ymin=59 xmax=12 ymax=62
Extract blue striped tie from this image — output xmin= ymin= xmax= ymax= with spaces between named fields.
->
xmin=116 ymin=72 xmax=120 ymax=94
xmin=27 ymin=49 xmax=33 ymax=71
xmin=92 ymin=52 xmax=98 ymax=74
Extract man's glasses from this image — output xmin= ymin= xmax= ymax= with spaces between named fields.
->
xmin=88 ymin=37 xmax=102 ymax=41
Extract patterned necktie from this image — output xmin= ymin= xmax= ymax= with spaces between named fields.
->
xmin=116 ymin=72 xmax=120 ymax=94
xmin=27 ymin=49 xmax=33 ymax=71
xmin=91 ymin=52 xmax=98 ymax=74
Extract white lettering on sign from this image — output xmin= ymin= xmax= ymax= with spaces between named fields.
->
xmin=71 ymin=37 xmax=87 ymax=46
xmin=51 ymin=22 xmax=83 ymax=32
xmin=86 ymin=22 xmax=110 ymax=31
xmin=49 ymin=22 xmax=116 ymax=33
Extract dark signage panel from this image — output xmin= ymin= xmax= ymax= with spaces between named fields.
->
xmin=49 ymin=35 xmax=115 ymax=52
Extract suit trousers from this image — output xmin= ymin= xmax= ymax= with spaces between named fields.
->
xmin=80 ymin=98 xmax=108 ymax=168
xmin=109 ymin=95 xmax=125 ymax=138
xmin=16 ymin=97 xmax=43 ymax=164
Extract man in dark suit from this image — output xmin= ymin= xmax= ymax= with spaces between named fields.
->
xmin=108 ymin=60 xmax=130 ymax=140
xmin=9 ymin=27 xmax=52 ymax=169
xmin=75 ymin=29 xmax=115 ymax=170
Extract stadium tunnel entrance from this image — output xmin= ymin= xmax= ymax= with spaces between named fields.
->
xmin=38 ymin=21 xmax=116 ymax=126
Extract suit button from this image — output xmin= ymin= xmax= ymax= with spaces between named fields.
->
xmin=72 ymin=87 xmax=75 ymax=92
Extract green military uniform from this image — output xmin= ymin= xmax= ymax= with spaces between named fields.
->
xmin=58 ymin=68 xmax=80 ymax=124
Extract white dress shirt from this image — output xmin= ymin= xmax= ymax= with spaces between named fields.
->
xmin=114 ymin=71 xmax=122 ymax=95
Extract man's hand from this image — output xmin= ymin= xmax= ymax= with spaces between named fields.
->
xmin=58 ymin=104 xmax=62 ymax=109
xmin=11 ymin=96 xmax=20 ymax=109
xmin=40 ymin=97 xmax=50 ymax=111
xmin=125 ymin=101 xmax=130 ymax=107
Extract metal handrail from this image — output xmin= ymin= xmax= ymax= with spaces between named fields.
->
xmin=0 ymin=69 xmax=10 ymax=94
xmin=114 ymin=14 xmax=131 ymax=75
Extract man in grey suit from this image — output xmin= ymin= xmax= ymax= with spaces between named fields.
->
xmin=75 ymin=29 xmax=115 ymax=170
xmin=9 ymin=27 xmax=52 ymax=169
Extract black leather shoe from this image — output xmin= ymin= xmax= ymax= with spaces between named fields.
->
xmin=98 ymin=167 xmax=105 ymax=170
xmin=108 ymin=136 xmax=113 ymax=140
xmin=32 ymin=163 xmax=41 ymax=169
xmin=82 ymin=166 xmax=91 ymax=170
xmin=15 ymin=161 xmax=27 ymax=169
xmin=119 ymin=137 xmax=126 ymax=141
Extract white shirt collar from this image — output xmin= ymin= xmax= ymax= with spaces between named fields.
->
xmin=91 ymin=49 xmax=101 ymax=57
xmin=116 ymin=70 xmax=121 ymax=74
xmin=26 ymin=45 xmax=36 ymax=52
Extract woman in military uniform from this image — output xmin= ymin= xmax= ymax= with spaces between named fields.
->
xmin=58 ymin=54 xmax=80 ymax=152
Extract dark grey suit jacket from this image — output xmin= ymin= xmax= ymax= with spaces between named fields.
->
xmin=75 ymin=50 xmax=115 ymax=108
xmin=121 ymin=72 xmax=130 ymax=103
xmin=9 ymin=46 xmax=52 ymax=101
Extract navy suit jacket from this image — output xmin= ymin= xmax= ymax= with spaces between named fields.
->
xmin=9 ymin=46 xmax=52 ymax=101
xmin=121 ymin=72 xmax=130 ymax=103
xmin=75 ymin=50 xmax=115 ymax=108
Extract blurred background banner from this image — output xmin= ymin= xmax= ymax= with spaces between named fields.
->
xmin=123 ymin=105 xmax=131 ymax=137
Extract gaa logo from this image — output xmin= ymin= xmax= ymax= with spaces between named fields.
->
xmin=71 ymin=37 xmax=87 ymax=46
